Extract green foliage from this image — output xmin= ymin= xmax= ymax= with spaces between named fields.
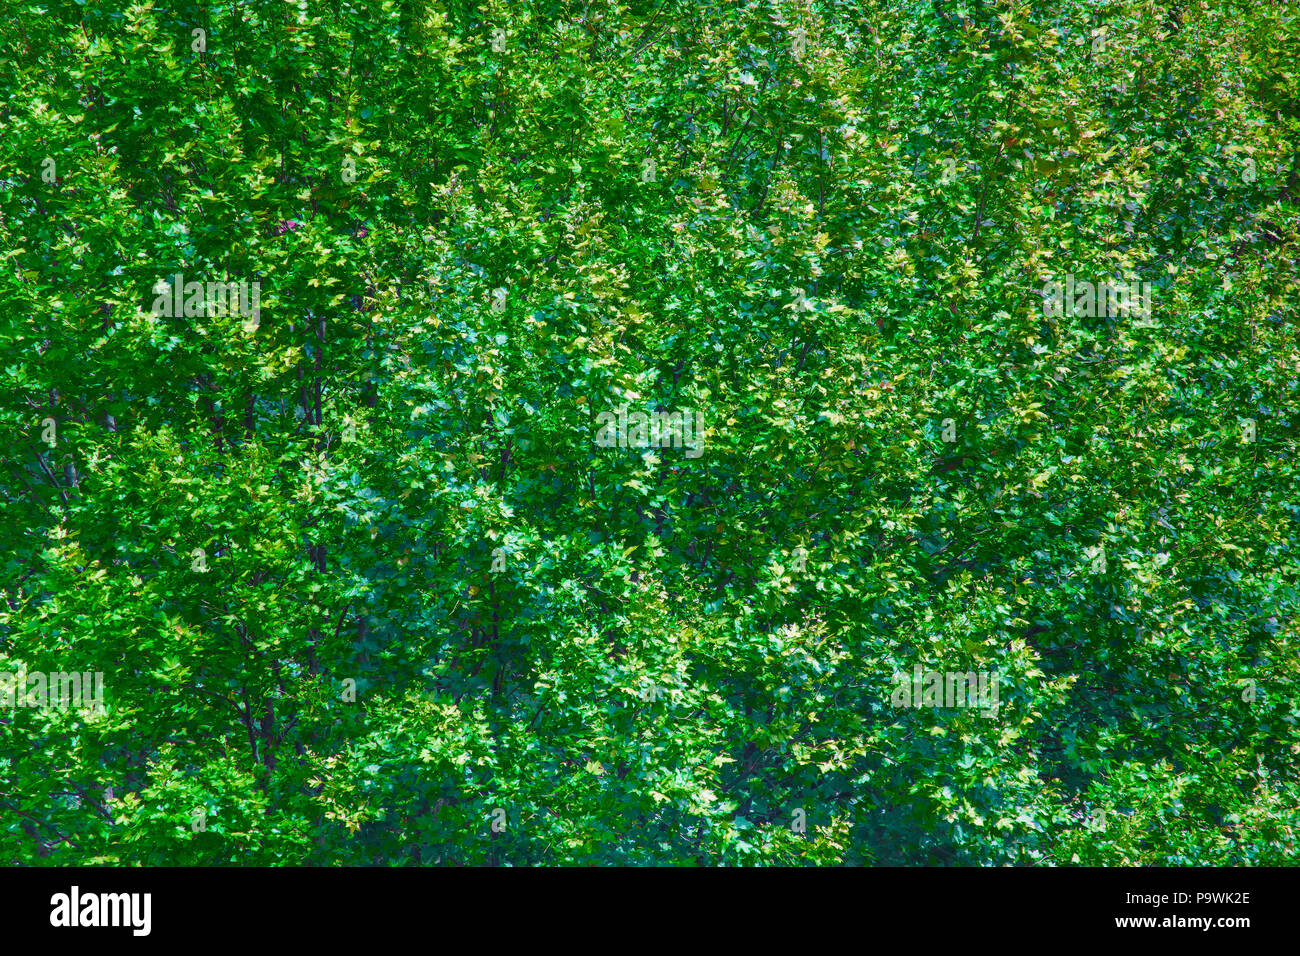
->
xmin=1 ymin=0 xmax=1297 ymax=865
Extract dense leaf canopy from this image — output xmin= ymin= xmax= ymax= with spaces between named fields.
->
xmin=1 ymin=0 xmax=1297 ymax=865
